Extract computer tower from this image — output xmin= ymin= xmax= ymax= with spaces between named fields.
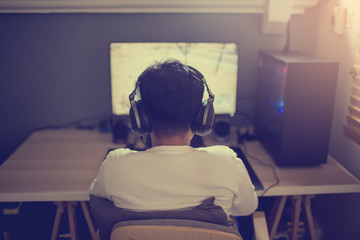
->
xmin=254 ymin=51 xmax=338 ymax=166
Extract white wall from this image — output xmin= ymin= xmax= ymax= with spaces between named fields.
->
xmin=312 ymin=1 xmax=360 ymax=239
xmin=316 ymin=0 xmax=360 ymax=179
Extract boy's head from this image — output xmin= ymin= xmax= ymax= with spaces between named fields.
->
xmin=130 ymin=59 xmax=214 ymax=138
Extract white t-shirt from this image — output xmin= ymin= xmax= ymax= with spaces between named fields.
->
xmin=89 ymin=145 xmax=258 ymax=217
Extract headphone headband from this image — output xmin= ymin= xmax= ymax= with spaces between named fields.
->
xmin=129 ymin=81 xmax=144 ymax=132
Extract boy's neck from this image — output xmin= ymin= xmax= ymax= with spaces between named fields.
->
xmin=150 ymin=130 xmax=194 ymax=147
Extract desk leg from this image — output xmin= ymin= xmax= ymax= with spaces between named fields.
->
xmin=268 ymin=195 xmax=317 ymax=240
xmin=268 ymin=196 xmax=287 ymax=240
xmin=51 ymin=202 xmax=78 ymax=240
xmin=66 ymin=202 xmax=78 ymax=240
xmin=303 ymin=195 xmax=316 ymax=240
xmin=50 ymin=201 xmax=99 ymax=240
xmin=80 ymin=201 xmax=99 ymax=240
xmin=51 ymin=202 xmax=65 ymax=240
xmin=290 ymin=195 xmax=302 ymax=240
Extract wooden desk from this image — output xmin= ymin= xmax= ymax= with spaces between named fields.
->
xmin=243 ymin=140 xmax=360 ymax=240
xmin=0 ymin=129 xmax=120 ymax=240
xmin=2 ymin=129 xmax=360 ymax=240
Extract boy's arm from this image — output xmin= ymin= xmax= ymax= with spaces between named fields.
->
xmin=230 ymin=158 xmax=259 ymax=216
xmin=89 ymin=159 xmax=108 ymax=198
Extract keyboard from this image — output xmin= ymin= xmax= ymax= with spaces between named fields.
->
xmin=230 ymin=147 xmax=264 ymax=191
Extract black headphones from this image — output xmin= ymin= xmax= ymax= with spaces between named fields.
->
xmin=129 ymin=65 xmax=215 ymax=136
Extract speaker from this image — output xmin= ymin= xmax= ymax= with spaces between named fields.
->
xmin=213 ymin=119 xmax=231 ymax=142
xmin=129 ymin=65 xmax=215 ymax=136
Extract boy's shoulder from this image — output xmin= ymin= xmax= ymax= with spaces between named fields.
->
xmin=198 ymin=145 xmax=237 ymax=158
xmin=107 ymin=148 xmax=137 ymax=158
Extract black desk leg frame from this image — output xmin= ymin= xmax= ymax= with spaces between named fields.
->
xmin=268 ymin=195 xmax=316 ymax=240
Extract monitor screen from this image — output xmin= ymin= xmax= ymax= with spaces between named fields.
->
xmin=110 ymin=42 xmax=238 ymax=116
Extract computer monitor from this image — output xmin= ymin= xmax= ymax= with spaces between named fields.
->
xmin=110 ymin=42 xmax=239 ymax=116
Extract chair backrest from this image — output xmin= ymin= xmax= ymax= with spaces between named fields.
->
xmin=110 ymin=219 xmax=242 ymax=240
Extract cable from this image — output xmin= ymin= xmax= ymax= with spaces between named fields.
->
xmin=241 ymin=141 xmax=280 ymax=197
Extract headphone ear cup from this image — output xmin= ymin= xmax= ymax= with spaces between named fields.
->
xmin=192 ymin=99 xmax=215 ymax=136
xmin=129 ymin=100 xmax=152 ymax=136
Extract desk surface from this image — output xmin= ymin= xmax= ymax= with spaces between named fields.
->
xmin=1 ymin=129 xmax=360 ymax=202
xmin=0 ymin=129 xmax=120 ymax=202
xmin=243 ymin=141 xmax=360 ymax=197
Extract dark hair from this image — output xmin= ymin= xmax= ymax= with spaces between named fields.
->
xmin=138 ymin=59 xmax=204 ymax=137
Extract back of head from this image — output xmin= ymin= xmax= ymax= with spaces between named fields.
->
xmin=138 ymin=59 xmax=204 ymax=138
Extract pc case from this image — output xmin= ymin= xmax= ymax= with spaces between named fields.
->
xmin=254 ymin=51 xmax=338 ymax=166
